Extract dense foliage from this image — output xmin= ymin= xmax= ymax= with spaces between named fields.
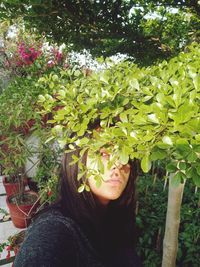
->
xmin=0 ymin=33 xmax=67 ymax=198
xmin=0 ymin=1 xmax=199 ymax=64
xmin=38 ymin=43 xmax=200 ymax=190
xmin=136 ymin=173 xmax=200 ymax=267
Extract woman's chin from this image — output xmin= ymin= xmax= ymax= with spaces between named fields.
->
xmin=95 ymin=191 xmax=122 ymax=205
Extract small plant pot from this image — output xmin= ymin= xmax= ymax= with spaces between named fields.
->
xmin=2 ymin=176 xmax=27 ymax=197
xmin=6 ymin=191 xmax=40 ymax=229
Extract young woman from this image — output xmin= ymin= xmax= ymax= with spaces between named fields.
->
xmin=14 ymin=148 xmax=142 ymax=267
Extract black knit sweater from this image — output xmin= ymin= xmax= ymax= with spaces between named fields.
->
xmin=14 ymin=209 xmax=142 ymax=267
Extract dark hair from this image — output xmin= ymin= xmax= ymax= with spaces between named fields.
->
xmin=57 ymin=149 xmax=138 ymax=251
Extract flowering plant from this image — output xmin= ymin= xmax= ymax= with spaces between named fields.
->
xmin=0 ymin=31 xmax=68 ymax=186
xmin=16 ymin=41 xmax=42 ymax=66
xmin=3 ymin=30 xmax=68 ymax=78
xmin=0 ymin=240 xmax=10 ymax=260
xmin=0 ymin=230 xmax=25 ymax=265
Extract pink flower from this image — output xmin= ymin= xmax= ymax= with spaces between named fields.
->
xmin=6 ymin=245 xmax=12 ymax=251
xmin=47 ymin=60 xmax=55 ymax=68
xmin=55 ymin=51 xmax=63 ymax=62
xmin=17 ymin=41 xmax=42 ymax=65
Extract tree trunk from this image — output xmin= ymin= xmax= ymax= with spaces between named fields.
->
xmin=162 ymin=174 xmax=185 ymax=267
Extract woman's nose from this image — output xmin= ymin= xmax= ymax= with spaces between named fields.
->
xmin=112 ymin=162 xmax=123 ymax=170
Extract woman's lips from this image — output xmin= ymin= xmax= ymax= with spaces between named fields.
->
xmin=105 ymin=179 xmax=122 ymax=185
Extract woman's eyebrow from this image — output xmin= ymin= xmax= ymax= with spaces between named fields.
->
xmin=99 ymin=148 xmax=110 ymax=154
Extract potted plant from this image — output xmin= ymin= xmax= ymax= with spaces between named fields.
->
xmin=2 ymin=174 xmax=27 ymax=198
xmin=6 ymin=190 xmax=40 ymax=229
xmin=4 ymin=166 xmax=40 ymax=229
xmin=5 ymin=141 xmax=62 ymax=229
xmin=0 ymin=137 xmax=29 ymax=197
xmin=0 ymin=137 xmax=40 ymax=228
xmin=0 ymin=27 xmax=72 ymax=229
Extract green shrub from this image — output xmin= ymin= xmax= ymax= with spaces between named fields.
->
xmin=136 ymin=174 xmax=200 ymax=267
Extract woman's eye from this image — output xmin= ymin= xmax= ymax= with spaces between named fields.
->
xmin=101 ymin=152 xmax=109 ymax=158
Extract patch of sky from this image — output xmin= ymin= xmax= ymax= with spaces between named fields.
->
xmin=144 ymin=7 xmax=179 ymax=20
xmin=129 ymin=5 xmax=179 ymax=20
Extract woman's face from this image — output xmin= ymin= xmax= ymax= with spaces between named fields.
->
xmin=86 ymin=148 xmax=131 ymax=205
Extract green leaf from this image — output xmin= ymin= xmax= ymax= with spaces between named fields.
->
xmin=100 ymin=73 xmax=109 ymax=84
xmin=44 ymin=136 xmax=55 ymax=143
xmin=47 ymin=119 xmax=56 ymax=123
xmin=69 ymin=144 xmax=75 ymax=149
xmin=122 ymin=98 xmax=129 ymax=106
xmin=79 ymin=137 xmax=89 ymax=145
xmin=78 ymin=184 xmax=85 ymax=193
xmin=171 ymin=172 xmax=182 ymax=187
xmin=119 ymin=113 xmax=128 ymax=123
xmin=97 ymin=156 xmax=104 ymax=173
xmin=187 ymin=151 xmax=198 ymax=162
xmin=196 ymin=165 xmax=200 ymax=176
xmin=162 ymin=136 xmax=173 ymax=146
xmin=193 ymin=75 xmax=200 ymax=90
xmin=38 ymin=95 xmax=46 ymax=102
xmin=129 ymin=78 xmax=139 ymax=90
xmin=69 ymin=155 xmax=80 ymax=166
xmin=80 ymin=147 xmax=89 ymax=157
xmin=156 ymin=142 xmax=171 ymax=149
xmin=179 ymin=162 xmax=187 ymax=170
xmin=174 ymin=103 xmax=195 ymax=124
xmin=166 ymin=162 xmax=177 ymax=173
xmin=193 ymin=145 xmax=200 ymax=153
xmin=150 ymin=149 xmax=167 ymax=161
xmin=119 ymin=146 xmax=129 ymax=165
xmin=95 ymin=176 xmax=102 ymax=188
xmin=52 ymin=74 xmax=59 ymax=81
xmin=185 ymin=167 xmax=193 ymax=178
xmin=49 ymin=82 xmax=55 ymax=89
xmin=85 ymin=184 xmax=90 ymax=192
xmin=141 ymin=154 xmax=151 ymax=173
xmin=77 ymin=171 xmax=86 ymax=180
xmin=192 ymin=169 xmax=200 ymax=187
xmin=147 ymin=114 xmax=159 ymax=124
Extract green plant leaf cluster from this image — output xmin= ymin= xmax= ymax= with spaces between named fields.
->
xmin=0 ymin=75 xmax=46 ymax=176
xmin=136 ymin=174 xmax=200 ymax=267
xmin=33 ymin=143 xmax=62 ymax=204
xmin=38 ymin=43 xmax=200 ymax=186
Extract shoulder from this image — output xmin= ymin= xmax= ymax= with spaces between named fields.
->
xmin=32 ymin=208 xmax=72 ymax=226
xmin=14 ymin=208 xmax=78 ymax=267
xmin=26 ymin=208 xmax=76 ymax=239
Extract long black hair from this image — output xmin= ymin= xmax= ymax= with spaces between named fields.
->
xmin=57 ymin=148 xmax=138 ymax=252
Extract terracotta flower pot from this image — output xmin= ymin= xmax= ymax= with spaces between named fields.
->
xmin=3 ymin=176 xmax=27 ymax=197
xmin=6 ymin=191 xmax=40 ymax=229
